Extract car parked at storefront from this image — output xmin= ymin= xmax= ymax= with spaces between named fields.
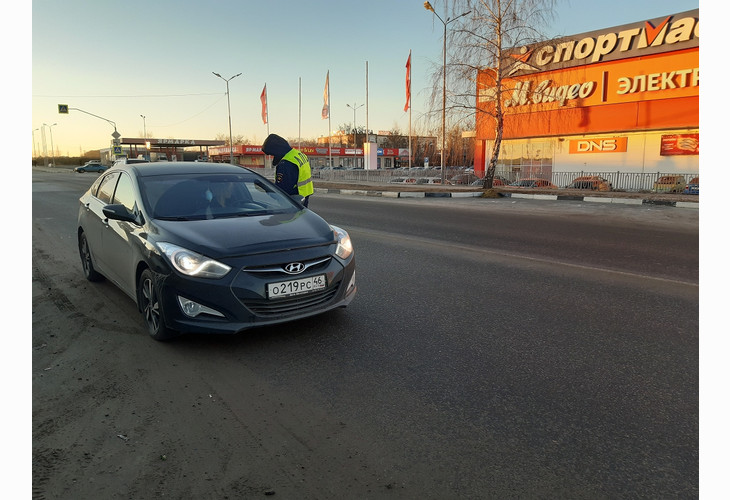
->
xmin=653 ymin=175 xmax=686 ymax=193
xmin=508 ymin=178 xmax=558 ymax=189
xmin=683 ymin=176 xmax=699 ymax=195
xmin=470 ymin=175 xmax=508 ymax=187
xmin=565 ymin=175 xmax=613 ymax=191
xmin=388 ymin=177 xmax=418 ymax=184
xmin=416 ymin=177 xmax=444 ymax=184
xmin=448 ymin=173 xmax=480 ymax=185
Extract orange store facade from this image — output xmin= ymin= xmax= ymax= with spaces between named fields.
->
xmin=474 ymin=9 xmax=699 ymax=183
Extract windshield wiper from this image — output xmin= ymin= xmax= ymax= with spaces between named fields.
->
xmin=156 ymin=216 xmax=198 ymax=221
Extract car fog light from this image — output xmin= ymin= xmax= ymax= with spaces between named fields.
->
xmin=346 ymin=271 xmax=356 ymax=292
xmin=177 ymin=296 xmax=225 ymax=318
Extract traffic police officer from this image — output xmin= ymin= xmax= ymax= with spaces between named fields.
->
xmin=262 ymin=133 xmax=314 ymax=207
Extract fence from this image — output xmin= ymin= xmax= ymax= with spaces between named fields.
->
xmin=546 ymin=171 xmax=698 ymax=192
xmin=258 ymin=167 xmax=698 ymax=192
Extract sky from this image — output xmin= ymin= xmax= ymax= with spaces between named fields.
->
xmin=28 ymin=0 xmax=701 ymax=156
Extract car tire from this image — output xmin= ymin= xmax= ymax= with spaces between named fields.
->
xmin=138 ymin=268 xmax=178 ymax=341
xmin=79 ymin=231 xmax=104 ymax=282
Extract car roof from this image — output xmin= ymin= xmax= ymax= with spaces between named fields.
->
xmin=118 ymin=161 xmax=252 ymax=177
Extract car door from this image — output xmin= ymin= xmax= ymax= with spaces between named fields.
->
xmin=101 ymin=172 xmax=141 ymax=297
xmin=82 ymin=172 xmax=119 ymax=277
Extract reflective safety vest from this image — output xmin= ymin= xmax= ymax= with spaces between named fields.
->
xmin=282 ymin=148 xmax=314 ymax=197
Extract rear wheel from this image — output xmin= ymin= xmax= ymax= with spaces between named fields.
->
xmin=78 ymin=232 xmax=103 ymax=282
xmin=138 ymin=269 xmax=178 ymax=341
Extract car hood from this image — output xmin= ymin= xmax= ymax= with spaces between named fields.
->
xmin=152 ymin=209 xmax=335 ymax=258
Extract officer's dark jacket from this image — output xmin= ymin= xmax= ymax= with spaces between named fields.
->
xmin=262 ymin=134 xmax=297 ymax=196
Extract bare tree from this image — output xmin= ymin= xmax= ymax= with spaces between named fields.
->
xmin=214 ymin=133 xmax=250 ymax=146
xmin=425 ymin=0 xmax=557 ymax=188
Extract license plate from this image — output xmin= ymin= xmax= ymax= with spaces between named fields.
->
xmin=267 ymin=274 xmax=327 ymax=299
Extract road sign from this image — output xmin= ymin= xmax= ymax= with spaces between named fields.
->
xmin=58 ymin=104 xmax=69 ymax=114
xmin=113 ymin=146 xmax=123 ymax=155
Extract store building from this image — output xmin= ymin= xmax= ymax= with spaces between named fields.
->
xmin=209 ymin=144 xmax=413 ymax=169
xmin=474 ymin=9 xmax=699 ymax=189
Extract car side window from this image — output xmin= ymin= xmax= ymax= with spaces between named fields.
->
xmin=89 ymin=175 xmax=104 ymax=197
xmin=96 ymin=172 xmax=120 ymax=204
xmin=112 ymin=173 xmax=136 ymax=213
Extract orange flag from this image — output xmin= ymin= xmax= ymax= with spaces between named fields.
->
xmin=260 ymin=84 xmax=267 ymax=124
xmin=404 ymin=51 xmax=411 ymax=112
xmin=322 ymin=71 xmax=330 ymax=119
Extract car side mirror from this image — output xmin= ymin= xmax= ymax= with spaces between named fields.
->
xmin=103 ymin=204 xmax=139 ymax=224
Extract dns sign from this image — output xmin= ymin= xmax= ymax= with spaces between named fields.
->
xmin=570 ymin=137 xmax=628 ymax=154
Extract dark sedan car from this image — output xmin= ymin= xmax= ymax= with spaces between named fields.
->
xmin=77 ymin=162 xmax=356 ymax=340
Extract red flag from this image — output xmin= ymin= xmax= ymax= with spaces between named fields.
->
xmin=404 ymin=51 xmax=411 ymax=112
xmin=260 ymin=84 xmax=267 ymax=124
xmin=322 ymin=71 xmax=330 ymax=119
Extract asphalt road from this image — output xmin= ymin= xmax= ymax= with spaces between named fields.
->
xmin=32 ymin=169 xmax=699 ymax=499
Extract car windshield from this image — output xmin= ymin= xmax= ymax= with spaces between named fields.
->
xmin=138 ymin=172 xmax=300 ymax=220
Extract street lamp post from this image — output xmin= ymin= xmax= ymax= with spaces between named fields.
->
xmin=347 ymin=102 xmax=364 ymax=168
xmin=140 ymin=115 xmax=147 ymax=159
xmin=212 ymin=71 xmax=242 ymax=164
xmin=32 ymin=128 xmax=40 ymax=161
xmin=44 ymin=123 xmax=57 ymax=167
xmin=424 ymin=2 xmax=470 ymax=184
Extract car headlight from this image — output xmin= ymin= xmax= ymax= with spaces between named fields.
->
xmin=331 ymin=225 xmax=353 ymax=259
xmin=157 ymin=242 xmax=231 ymax=279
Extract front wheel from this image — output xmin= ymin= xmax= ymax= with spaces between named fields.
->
xmin=138 ymin=269 xmax=178 ymax=341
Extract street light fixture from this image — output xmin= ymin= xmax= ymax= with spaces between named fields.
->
xmin=424 ymin=1 xmax=471 ymax=184
xmin=43 ymin=123 xmax=58 ymax=167
xmin=346 ymin=102 xmax=364 ymax=168
xmin=212 ymin=71 xmax=242 ymax=164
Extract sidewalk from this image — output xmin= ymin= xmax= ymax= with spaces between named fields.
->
xmin=314 ymin=180 xmax=699 ymax=209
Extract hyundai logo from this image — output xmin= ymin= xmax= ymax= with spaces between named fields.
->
xmin=283 ymin=262 xmax=305 ymax=274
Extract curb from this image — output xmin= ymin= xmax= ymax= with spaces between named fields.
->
xmin=315 ymin=188 xmax=482 ymax=199
xmin=314 ymin=187 xmax=698 ymax=209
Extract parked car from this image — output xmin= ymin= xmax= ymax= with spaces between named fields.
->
xmin=470 ymin=175 xmax=508 ymax=187
xmin=653 ymin=175 xmax=686 ymax=193
xmin=74 ymin=161 xmax=108 ymax=173
xmin=416 ymin=177 xmax=443 ymax=184
xmin=77 ymin=161 xmax=357 ymax=341
xmin=508 ymin=178 xmax=558 ymax=189
xmin=565 ymin=175 xmax=613 ymax=191
xmin=448 ymin=173 xmax=480 ymax=185
xmin=388 ymin=177 xmax=417 ymax=184
xmin=683 ymin=176 xmax=699 ymax=195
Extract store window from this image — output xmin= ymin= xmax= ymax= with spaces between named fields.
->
xmin=497 ymin=141 xmax=553 ymax=180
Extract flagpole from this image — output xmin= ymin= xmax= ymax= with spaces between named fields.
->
xmin=327 ymin=71 xmax=332 ymax=168
xmin=261 ymin=83 xmax=270 ymax=167
xmin=365 ymin=60 xmax=369 ymax=150
xmin=407 ymin=50 xmax=412 ymax=170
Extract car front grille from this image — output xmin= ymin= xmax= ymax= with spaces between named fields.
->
xmin=236 ymin=255 xmax=342 ymax=317
xmin=243 ymin=283 xmax=341 ymax=316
